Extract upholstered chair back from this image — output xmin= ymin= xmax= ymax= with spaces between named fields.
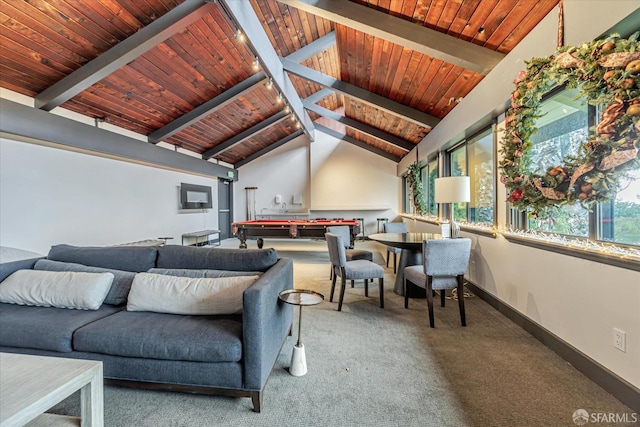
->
xmin=326 ymin=226 xmax=351 ymax=248
xmin=383 ymin=222 xmax=407 ymax=233
xmin=325 ymin=233 xmax=347 ymax=268
xmin=421 ymin=238 xmax=472 ymax=290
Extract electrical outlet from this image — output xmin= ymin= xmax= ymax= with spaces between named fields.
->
xmin=613 ymin=328 xmax=626 ymax=352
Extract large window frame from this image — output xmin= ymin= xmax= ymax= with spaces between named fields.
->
xmin=443 ymin=125 xmax=497 ymax=228
xmin=403 ymin=158 xmax=438 ymax=216
xmin=509 ymin=86 xmax=639 ymax=249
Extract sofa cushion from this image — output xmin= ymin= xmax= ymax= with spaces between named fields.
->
xmin=73 ymin=310 xmax=243 ymax=363
xmin=147 ymin=268 xmax=263 ymax=278
xmin=0 ymin=257 xmax=43 ymax=282
xmin=35 ymin=259 xmax=134 ymax=306
xmin=0 ymin=302 xmax=123 ymax=352
xmin=0 ymin=270 xmax=113 ymax=310
xmin=156 ymin=245 xmax=278 ymax=272
xmin=127 ymin=273 xmax=258 ymax=315
xmin=47 ymin=244 xmax=157 ymax=273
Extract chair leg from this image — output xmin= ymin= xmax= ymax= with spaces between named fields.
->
xmin=351 ymin=280 xmax=355 ymax=288
xmin=338 ymin=277 xmax=347 ymax=311
xmin=403 ymin=278 xmax=408 ymax=309
xmin=329 ymin=265 xmax=332 ymax=280
xmin=457 ymin=275 xmax=466 ymax=326
xmin=379 ymin=278 xmax=384 ymax=308
xmin=441 ymin=289 xmax=445 ymax=307
xmin=330 ymin=273 xmax=337 ymax=302
xmin=386 ymin=250 xmax=390 ymax=267
xmin=426 ymin=277 xmax=435 ymax=328
xmin=364 ymin=279 xmax=369 ymax=297
xmin=393 ymin=252 xmax=397 ymax=274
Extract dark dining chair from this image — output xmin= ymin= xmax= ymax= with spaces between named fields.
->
xmin=383 ymin=222 xmax=407 ymax=273
xmin=403 ymin=238 xmax=472 ymax=328
xmin=325 ymin=232 xmax=384 ymax=311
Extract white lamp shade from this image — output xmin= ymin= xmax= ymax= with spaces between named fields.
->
xmin=435 ymin=176 xmax=470 ymax=203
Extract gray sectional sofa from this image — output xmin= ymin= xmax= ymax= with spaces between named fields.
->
xmin=0 ymin=244 xmax=294 ymax=412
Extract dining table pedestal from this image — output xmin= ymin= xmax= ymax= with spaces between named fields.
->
xmin=368 ymin=232 xmax=443 ymax=298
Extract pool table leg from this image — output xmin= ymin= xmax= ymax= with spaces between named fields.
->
xmin=238 ymin=229 xmax=247 ymax=249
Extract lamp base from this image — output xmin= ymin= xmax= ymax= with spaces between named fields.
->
xmin=451 ymin=220 xmax=461 ymax=238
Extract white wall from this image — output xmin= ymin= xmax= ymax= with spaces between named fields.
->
xmin=235 ymin=131 xmax=401 ymax=236
xmin=0 ymin=137 xmax=218 ymax=254
xmin=234 ymin=133 xmax=310 ymax=217
xmin=401 ymin=1 xmax=640 ymax=389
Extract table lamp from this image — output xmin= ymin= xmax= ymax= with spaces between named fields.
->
xmin=435 ymin=176 xmax=470 ymax=238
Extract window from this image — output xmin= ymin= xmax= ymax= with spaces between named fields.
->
xmin=403 ymin=175 xmax=411 ymax=214
xmin=508 ymin=86 xmax=639 ymax=248
xmin=468 ymin=129 xmax=495 ymax=225
xmin=427 ymin=157 xmax=438 ymax=216
xmin=449 ymin=145 xmax=467 ymax=222
xmin=598 ymin=168 xmax=640 ymax=246
xmin=446 ymin=127 xmax=496 ymax=226
xmin=526 ymin=88 xmax=589 ymax=237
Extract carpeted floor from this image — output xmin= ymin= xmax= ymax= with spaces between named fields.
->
xmin=49 ymin=238 xmax=635 ymax=426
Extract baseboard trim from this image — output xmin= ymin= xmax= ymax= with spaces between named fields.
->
xmin=466 ymin=282 xmax=640 ymax=412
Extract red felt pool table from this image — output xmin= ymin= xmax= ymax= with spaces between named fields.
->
xmin=232 ymin=219 xmax=360 ymax=249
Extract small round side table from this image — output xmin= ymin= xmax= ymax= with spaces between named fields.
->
xmin=278 ymin=289 xmax=324 ymax=377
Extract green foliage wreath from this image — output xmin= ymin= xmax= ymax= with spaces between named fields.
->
xmin=407 ymin=162 xmax=427 ymax=215
xmin=499 ymin=32 xmax=640 ymax=214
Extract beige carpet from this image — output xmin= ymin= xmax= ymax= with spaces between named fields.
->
xmin=50 ymin=237 xmax=635 ymax=426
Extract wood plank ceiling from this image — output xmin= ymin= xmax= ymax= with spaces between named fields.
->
xmin=0 ymin=0 xmax=559 ymax=167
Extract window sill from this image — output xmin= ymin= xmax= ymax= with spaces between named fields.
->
xmin=400 ymin=213 xmax=640 ymax=270
xmin=502 ymin=232 xmax=640 ymax=272
xmin=400 ymin=214 xmax=497 ymax=238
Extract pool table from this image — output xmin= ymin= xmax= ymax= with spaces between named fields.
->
xmin=232 ymin=219 xmax=360 ymax=249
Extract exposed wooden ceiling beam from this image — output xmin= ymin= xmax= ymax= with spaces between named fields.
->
xmin=35 ymin=1 xmax=213 ymax=111
xmin=304 ymin=102 xmax=413 ymax=151
xmin=286 ymin=31 xmax=336 ymax=63
xmin=235 ymin=130 xmax=304 ymax=168
xmin=283 ymin=58 xmax=439 ymax=128
xmin=315 ymin=124 xmax=401 ymax=162
xmin=219 ymin=0 xmax=314 ymax=139
xmin=148 ymin=72 xmax=267 ymax=144
xmin=0 ymin=99 xmax=235 ymax=180
xmin=276 ymin=0 xmax=504 ymax=75
xmin=202 ymin=111 xmax=290 ymax=159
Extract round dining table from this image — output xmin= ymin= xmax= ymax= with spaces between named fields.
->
xmin=368 ymin=232 xmax=443 ymax=297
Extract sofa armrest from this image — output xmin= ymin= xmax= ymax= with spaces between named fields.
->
xmin=0 ymin=257 xmax=44 ymax=283
xmin=242 ymin=258 xmax=294 ymax=391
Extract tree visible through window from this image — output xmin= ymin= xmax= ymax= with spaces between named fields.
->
xmin=469 ymin=129 xmax=494 ymax=225
xmin=600 ymin=169 xmax=640 ymax=246
xmin=527 ymin=89 xmax=589 ymax=237
xmin=428 ymin=158 xmax=438 ymax=215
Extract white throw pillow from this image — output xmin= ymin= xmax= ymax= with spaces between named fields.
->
xmin=126 ymin=272 xmax=259 ymax=315
xmin=0 ymin=269 xmax=114 ymax=310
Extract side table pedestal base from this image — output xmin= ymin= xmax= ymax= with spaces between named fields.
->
xmin=289 ymin=344 xmax=307 ymax=377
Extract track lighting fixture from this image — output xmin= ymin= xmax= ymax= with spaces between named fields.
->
xmin=253 ymin=56 xmax=260 ymax=70
xmin=266 ymin=77 xmax=273 ymax=89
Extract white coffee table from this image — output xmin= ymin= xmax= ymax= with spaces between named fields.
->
xmin=0 ymin=352 xmax=104 ymax=427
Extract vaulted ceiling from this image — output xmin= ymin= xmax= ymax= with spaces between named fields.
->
xmin=1 ymin=0 xmax=559 ymax=167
